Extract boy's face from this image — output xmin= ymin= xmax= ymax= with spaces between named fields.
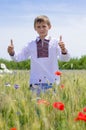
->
xmin=34 ymin=22 xmax=51 ymax=39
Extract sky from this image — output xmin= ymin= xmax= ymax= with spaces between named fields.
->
xmin=0 ymin=0 xmax=86 ymax=60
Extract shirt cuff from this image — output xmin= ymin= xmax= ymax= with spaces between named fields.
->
xmin=62 ymin=52 xmax=67 ymax=55
xmin=9 ymin=52 xmax=15 ymax=56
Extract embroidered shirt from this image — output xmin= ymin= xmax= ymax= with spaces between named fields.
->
xmin=11 ymin=35 xmax=70 ymax=85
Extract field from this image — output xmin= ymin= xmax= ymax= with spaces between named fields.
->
xmin=0 ymin=70 xmax=86 ymax=130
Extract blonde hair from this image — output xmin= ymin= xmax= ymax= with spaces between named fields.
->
xmin=34 ymin=15 xmax=51 ymax=28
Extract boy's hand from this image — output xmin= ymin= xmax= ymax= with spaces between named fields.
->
xmin=7 ymin=39 xmax=15 ymax=56
xmin=58 ymin=35 xmax=67 ymax=54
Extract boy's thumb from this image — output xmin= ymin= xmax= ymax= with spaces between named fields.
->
xmin=59 ymin=35 xmax=62 ymax=42
xmin=10 ymin=39 xmax=14 ymax=46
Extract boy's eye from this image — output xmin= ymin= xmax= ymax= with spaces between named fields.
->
xmin=37 ymin=26 xmax=41 ymax=28
xmin=36 ymin=25 xmax=47 ymax=29
xmin=42 ymin=25 xmax=46 ymax=28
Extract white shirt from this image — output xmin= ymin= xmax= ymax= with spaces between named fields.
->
xmin=11 ymin=36 xmax=70 ymax=84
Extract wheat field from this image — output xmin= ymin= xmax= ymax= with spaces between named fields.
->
xmin=0 ymin=70 xmax=86 ymax=130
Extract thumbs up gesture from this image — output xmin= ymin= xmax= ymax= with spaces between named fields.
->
xmin=58 ymin=35 xmax=67 ymax=54
xmin=7 ymin=39 xmax=15 ymax=56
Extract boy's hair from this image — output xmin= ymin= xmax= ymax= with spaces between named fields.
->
xmin=34 ymin=15 xmax=51 ymax=28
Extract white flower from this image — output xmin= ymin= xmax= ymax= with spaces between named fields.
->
xmin=0 ymin=63 xmax=7 ymax=69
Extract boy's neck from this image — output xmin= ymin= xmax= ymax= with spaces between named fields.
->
xmin=39 ymin=34 xmax=48 ymax=40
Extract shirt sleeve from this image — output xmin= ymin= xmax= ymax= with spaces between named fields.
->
xmin=11 ymin=42 xmax=31 ymax=62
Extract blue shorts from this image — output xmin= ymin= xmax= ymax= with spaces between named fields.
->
xmin=30 ymin=83 xmax=53 ymax=95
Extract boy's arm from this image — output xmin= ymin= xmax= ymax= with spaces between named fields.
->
xmin=7 ymin=39 xmax=31 ymax=62
xmin=58 ymin=35 xmax=71 ymax=61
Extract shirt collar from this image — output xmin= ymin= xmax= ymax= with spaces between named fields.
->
xmin=36 ymin=35 xmax=51 ymax=42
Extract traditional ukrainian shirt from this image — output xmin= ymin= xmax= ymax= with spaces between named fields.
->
xmin=11 ymin=35 xmax=70 ymax=85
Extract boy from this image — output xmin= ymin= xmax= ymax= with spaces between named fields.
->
xmin=7 ymin=15 xmax=70 ymax=94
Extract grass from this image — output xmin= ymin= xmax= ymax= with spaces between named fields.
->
xmin=0 ymin=70 xmax=86 ymax=130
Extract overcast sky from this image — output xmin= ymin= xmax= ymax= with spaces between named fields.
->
xmin=0 ymin=0 xmax=86 ymax=60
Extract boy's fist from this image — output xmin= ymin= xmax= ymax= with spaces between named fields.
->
xmin=58 ymin=35 xmax=67 ymax=54
xmin=7 ymin=39 xmax=15 ymax=56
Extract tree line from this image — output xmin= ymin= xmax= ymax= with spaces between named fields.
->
xmin=0 ymin=55 xmax=86 ymax=70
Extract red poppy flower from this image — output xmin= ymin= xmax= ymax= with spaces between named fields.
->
xmin=75 ymin=112 xmax=86 ymax=122
xmin=55 ymin=71 xmax=62 ymax=76
xmin=37 ymin=99 xmax=50 ymax=105
xmin=53 ymin=102 xmax=64 ymax=110
xmin=10 ymin=128 xmax=17 ymax=130
xmin=83 ymin=107 xmax=86 ymax=112
xmin=61 ymin=84 xmax=64 ymax=89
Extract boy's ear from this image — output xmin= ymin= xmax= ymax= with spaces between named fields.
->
xmin=49 ymin=25 xmax=51 ymax=29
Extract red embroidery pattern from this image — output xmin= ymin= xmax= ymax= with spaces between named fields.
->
xmin=36 ymin=39 xmax=49 ymax=58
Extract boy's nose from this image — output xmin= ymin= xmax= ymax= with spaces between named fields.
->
xmin=40 ymin=27 xmax=43 ymax=30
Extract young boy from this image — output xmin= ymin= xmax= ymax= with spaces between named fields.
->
xmin=7 ymin=15 xmax=70 ymax=94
